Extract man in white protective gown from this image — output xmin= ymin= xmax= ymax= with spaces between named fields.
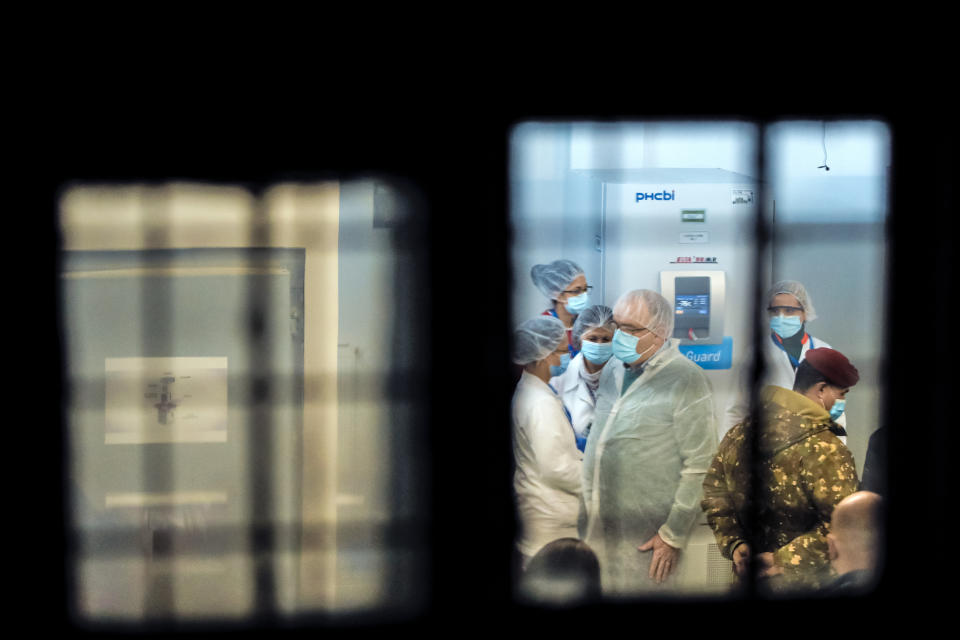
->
xmin=581 ymin=290 xmax=718 ymax=595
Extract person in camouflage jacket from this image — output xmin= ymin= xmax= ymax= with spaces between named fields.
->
xmin=701 ymin=348 xmax=861 ymax=591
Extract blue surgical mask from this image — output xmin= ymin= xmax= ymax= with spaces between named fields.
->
xmin=770 ymin=315 xmax=803 ymax=339
xmin=612 ymin=329 xmax=641 ymax=364
xmin=564 ymin=291 xmax=590 ymax=314
xmin=829 ymin=399 xmax=846 ymax=421
xmin=580 ymin=340 xmax=613 ymax=365
xmin=549 ymin=352 xmax=571 ymax=377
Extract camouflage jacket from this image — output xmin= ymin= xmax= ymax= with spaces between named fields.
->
xmin=701 ymin=385 xmax=859 ymax=589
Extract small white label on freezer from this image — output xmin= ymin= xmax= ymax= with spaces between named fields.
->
xmin=679 ymin=232 xmax=709 ymax=244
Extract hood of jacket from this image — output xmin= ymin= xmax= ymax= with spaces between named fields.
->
xmin=755 ymin=385 xmax=835 ymax=456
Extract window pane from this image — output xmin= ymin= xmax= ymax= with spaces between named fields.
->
xmin=759 ymin=121 xmax=890 ymax=596
xmin=59 ymin=180 xmax=427 ymax=625
xmin=509 ymin=121 xmax=759 ymax=600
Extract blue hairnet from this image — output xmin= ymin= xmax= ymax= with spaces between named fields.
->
xmin=513 ymin=316 xmax=567 ymax=365
xmin=572 ymin=305 xmax=615 ymax=346
xmin=612 ymin=290 xmax=674 ymax=340
xmin=531 ymin=259 xmax=585 ymax=300
xmin=767 ymin=280 xmax=818 ymax=321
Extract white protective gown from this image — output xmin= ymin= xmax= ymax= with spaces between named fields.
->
xmin=582 ymin=339 xmax=718 ymax=595
xmin=512 ymin=370 xmax=583 ymax=560
xmin=724 ymin=333 xmax=847 ymax=441
xmin=549 ymin=353 xmax=602 ymax=445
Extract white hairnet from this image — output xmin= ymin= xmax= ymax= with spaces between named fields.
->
xmin=530 ymin=259 xmax=584 ymax=300
xmin=767 ymin=280 xmax=818 ymax=321
xmin=572 ymin=305 xmax=615 ymax=346
xmin=513 ymin=316 xmax=567 ymax=365
xmin=612 ymin=290 xmax=674 ymax=340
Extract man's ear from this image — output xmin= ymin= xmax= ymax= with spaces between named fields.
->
xmin=826 ymin=533 xmax=838 ymax=561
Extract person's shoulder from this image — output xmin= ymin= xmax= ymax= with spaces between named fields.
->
xmin=717 ymin=423 xmax=747 ymax=456
xmin=808 ymin=334 xmax=833 ymax=350
xmin=868 ymin=426 xmax=887 ymax=447
xmin=596 ymin=359 xmax=622 ymax=391
xmin=721 ymin=421 xmax=747 ymax=442
xmin=790 ymin=428 xmax=854 ymax=465
xmin=663 ymin=346 xmax=710 ymax=381
xmin=522 ymin=375 xmax=563 ymax=405
xmin=821 ymin=570 xmax=873 ymax=596
xmin=809 ymin=428 xmax=850 ymax=450
xmin=516 ymin=373 xmax=553 ymax=401
xmin=516 ymin=382 xmax=564 ymax=422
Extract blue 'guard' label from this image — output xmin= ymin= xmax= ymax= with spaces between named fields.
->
xmin=679 ymin=336 xmax=733 ymax=370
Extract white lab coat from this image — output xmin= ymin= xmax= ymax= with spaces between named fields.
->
xmin=512 ymin=370 xmax=583 ymax=560
xmin=725 ymin=333 xmax=847 ymax=440
xmin=549 ymin=353 xmax=601 ymax=442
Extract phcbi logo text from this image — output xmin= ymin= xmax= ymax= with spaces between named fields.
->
xmin=636 ymin=190 xmax=675 ymax=201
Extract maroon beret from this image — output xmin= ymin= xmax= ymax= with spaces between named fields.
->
xmin=804 ymin=347 xmax=859 ymax=388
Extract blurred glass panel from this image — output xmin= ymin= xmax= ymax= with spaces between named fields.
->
xmin=59 ymin=180 xmax=427 ymax=626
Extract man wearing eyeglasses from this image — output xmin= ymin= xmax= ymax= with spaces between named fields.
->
xmin=581 ymin=290 xmax=718 ymax=594
xmin=725 ymin=281 xmax=847 ymax=442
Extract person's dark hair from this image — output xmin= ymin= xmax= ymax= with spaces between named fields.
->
xmin=520 ymin=538 xmax=601 ymax=603
xmin=793 ymin=359 xmax=839 ymax=393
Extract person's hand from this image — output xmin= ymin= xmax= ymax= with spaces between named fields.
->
xmin=755 ymin=552 xmax=784 ymax=578
xmin=732 ymin=542 xmax=751 ymax=577
xmin=638 ymin=533 xmax=680 ymax=584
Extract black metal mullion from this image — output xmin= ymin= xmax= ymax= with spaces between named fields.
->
xmin=246 ymin=189 xmax=277 ymax=621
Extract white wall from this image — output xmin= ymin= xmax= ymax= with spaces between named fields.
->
xmin=510 ymin=123 xmax=602 ymax=326
xmin=767 ymin=120 xmax=891 ymax=471
xmin=570 ymin=121 xmax=757 ymax=174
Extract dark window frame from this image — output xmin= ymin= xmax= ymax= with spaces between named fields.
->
xmin=43 ymin=108 xmax=951 ymax=633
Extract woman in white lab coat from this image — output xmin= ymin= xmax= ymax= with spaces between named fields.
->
xmin=549 ymin=305 xmax=616 ymax=452
xmin=512 ymin=315 xmax=584 ymax=564
xmin=531 ymin=259 xmax=593 ymax=358
xmin=725 ymin=280 xmax=848 ymax=440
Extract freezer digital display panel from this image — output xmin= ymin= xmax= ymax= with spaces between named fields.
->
xmin=673 ymin=276 xmax=711 ymax=340
xmin=676 ymin=294 xmax=709 ymax=315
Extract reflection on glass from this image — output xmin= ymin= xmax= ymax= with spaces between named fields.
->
xmin=59 ymin=180 xmax=426 ymax=624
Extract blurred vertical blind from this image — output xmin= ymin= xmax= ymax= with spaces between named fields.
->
xmin=59 ymin=180 xmax=427 ymax=625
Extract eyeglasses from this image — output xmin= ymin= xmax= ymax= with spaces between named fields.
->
xmin=561 ymin=285 xmax=593 ymax=296
xmin=613 ymin=322 xmax=650 ymax=337
xmin=767 ymin=305 xmax=804 ymax=317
